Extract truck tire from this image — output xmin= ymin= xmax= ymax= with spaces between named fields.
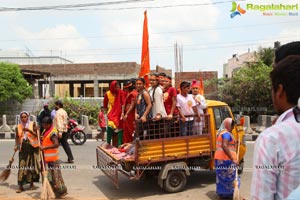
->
xmin=163 ymin=170 xmax=187 ymax=193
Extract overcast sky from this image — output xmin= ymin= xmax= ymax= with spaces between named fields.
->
xmin=1 ymin=0 xmax=300 ymax=77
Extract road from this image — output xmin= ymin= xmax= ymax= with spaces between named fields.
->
xmin=0 ymin=140 xmax=254 ymax=200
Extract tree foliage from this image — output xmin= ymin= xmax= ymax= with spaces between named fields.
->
xmin=221 ymin=61 xmax=274 ymax=119
xmin=257 ymin=46 xmax=274 ymax=66
xmin=51 ymin=98 xmax=100 ymax=125
xmin=0 ymin=62 xmax=32 ymax=103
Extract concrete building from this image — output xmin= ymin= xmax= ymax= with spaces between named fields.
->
xmin=20 ymin=62 xmax=141 ymax=98
xmin=0 ymin=49 xmax=73 ymax=65
xmin=223 ymin=51 xmax=257 ymax=78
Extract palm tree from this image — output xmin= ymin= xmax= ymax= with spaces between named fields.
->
xmin=257 ymin=47 xmax=274 ymax=67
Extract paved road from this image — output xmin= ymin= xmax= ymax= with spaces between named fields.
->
xmin=0 ymin=140 xmax=255 ymax=200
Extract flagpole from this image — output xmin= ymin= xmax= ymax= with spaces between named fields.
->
xmin=139 ymin=10 xmax=150 ymax=88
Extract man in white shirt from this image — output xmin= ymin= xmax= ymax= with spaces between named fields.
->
xmin=53 ymin=100 xmax=74 ymax=163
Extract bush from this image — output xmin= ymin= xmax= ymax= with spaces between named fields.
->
xmin=49 ymin=97 xmax=100 ymax=125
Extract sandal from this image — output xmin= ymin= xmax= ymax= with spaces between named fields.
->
xmin=16 ymin=187 xmax=24 ymax=193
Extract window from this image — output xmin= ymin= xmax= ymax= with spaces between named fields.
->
xmin=213 ymin=106 xmax=232 ymax=130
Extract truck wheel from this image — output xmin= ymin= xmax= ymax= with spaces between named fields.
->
xmin=163 ymin=170 xmax=187 ymax=193
xmin=238 ymin=160 xmax=244 ymax=174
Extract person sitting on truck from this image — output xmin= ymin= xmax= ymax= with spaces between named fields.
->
xmin=135 ymin=78 xmax=152 ymax=139
xmin=214 ymin=117 xmax=239 ymax=198
xmin=176 ymin=81 xmax=200 ymax=136
xmin=191 ymin=80 xmax=207 ymax=135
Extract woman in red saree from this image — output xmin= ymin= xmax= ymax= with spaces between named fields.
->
xmin=103 ymin=80 xmax=125 ymax=146
xmin=122 ymin=79 xmax=138 ymax=143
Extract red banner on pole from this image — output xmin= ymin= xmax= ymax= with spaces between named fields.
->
xmin=139 ymin=10 xmax=150 ymax=88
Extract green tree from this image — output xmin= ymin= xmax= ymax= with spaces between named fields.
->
xmin=0 ymin=62 xmax=32 ymax=103
xmin=257 ymin=47 xmax=274 ymax=66
xmin=222 ymin=61 xmax=273 ymax=118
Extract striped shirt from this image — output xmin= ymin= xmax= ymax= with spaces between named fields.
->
xmin=251 ymin=108 xmax=300 ymax=200
xmin=53 ymin=108 xmax=68 ymax=133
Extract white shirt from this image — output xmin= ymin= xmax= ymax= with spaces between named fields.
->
xmin=176 ymin=94 xmax=196 ymax=121
xmin=148 ymin=86 xmax=167 ymax=118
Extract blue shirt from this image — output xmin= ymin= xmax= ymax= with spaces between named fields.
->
xmin=221 ymin=132 xmax=232 ymax=142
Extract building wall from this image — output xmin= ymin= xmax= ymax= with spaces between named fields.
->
xmin=223 ymin=52 xmax=257 ymax=78
xmin=20 ymin=62 xmax=140 ymax=98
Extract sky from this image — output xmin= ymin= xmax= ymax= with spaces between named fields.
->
xmin=1 ymin=0 xmax=300 ymax=77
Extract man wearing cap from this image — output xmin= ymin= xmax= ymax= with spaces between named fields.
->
xmin=191 ymin=80 xmax=207 ymax=135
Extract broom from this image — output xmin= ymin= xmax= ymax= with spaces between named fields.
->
xmin=38 ymin=131 xmax=55 ymax=200
xmin=0 ymin=149 xmax=17 ymax=182
xmin=233 ymin=134 xmax=241 ymax=200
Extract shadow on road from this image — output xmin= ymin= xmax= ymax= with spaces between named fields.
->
xmin=93 ymin=170 xmax=218 ymax=199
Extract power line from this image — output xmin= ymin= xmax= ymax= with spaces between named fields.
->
xmin=1 ymin=20 xmax=299 ymax=42
xmin=0 ymin=0 xmax=153 ymax=12
xmin=20 ymin=34 xmax=300 ymax=56
xmin=55 ymin=0 xmax=243 ymax=11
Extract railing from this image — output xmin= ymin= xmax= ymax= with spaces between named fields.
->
xmin=135 ymin=114 xmax=210 ymax=140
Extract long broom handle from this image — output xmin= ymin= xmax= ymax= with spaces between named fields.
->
xmin=36 ymin=129 xmax=46 ymax=172
xmin=235 ymin=134 xmax=240 ymax=180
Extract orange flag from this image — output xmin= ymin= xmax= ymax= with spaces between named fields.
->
xmin=139 ymin=10 xmax=150 ymax=88
xmin=199 ymin=77 xmax=204 ymax=95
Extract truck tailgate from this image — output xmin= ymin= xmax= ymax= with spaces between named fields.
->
xmin=96 ymin=146 xmax=120 ymax=188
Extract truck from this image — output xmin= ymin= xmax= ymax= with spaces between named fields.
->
xmin=96 ymin=100 xmax=247 ymax=193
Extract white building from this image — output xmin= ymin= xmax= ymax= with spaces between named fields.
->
xmin=223 ymin=50 xmax=257 ymax=78
xmin=0 ymin=49 xmax=72 ymax=65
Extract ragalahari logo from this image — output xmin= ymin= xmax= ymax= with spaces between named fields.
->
xmin=230 ymin=2 xmax=246 ymax=18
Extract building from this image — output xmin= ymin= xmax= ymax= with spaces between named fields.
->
xmin=223 ymin=51 xmax=257 ymax=78
xmin=0 ymin=49 xmax=73 ymax=65
xmin=20 ymin=62 xmax=140 ymax=98
xmin=150 ymin=65 xmax=172 ymax=77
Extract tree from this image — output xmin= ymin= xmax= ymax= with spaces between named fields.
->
xmin=257 ymin=47 xmax=274 ymax=66
xmin=222 ymin=61 xmax=274 ymax=119
xmin=0 ymin=62 xmax=32 ymax=103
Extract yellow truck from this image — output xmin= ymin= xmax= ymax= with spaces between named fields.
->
xmin=96 ymin=100 xmax=247 ymax=193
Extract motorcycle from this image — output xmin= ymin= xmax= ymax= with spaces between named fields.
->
xmin=67 ymin=119 xmax=87 ymax=145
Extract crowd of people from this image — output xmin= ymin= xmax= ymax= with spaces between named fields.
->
xmin=11 ymin=41 xmax=300 ymax=199
xmin=100 ymin=72 xmax=207 ymax=146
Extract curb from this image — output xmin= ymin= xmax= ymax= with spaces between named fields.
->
xmin=0 ymin=132 xmax=98 ymax=140
xmin=244 ymin=133 xmax=259 ymax=142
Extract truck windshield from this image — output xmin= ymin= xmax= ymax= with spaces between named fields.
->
xmin=213 ymin=106 xmax=232 ymax=130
